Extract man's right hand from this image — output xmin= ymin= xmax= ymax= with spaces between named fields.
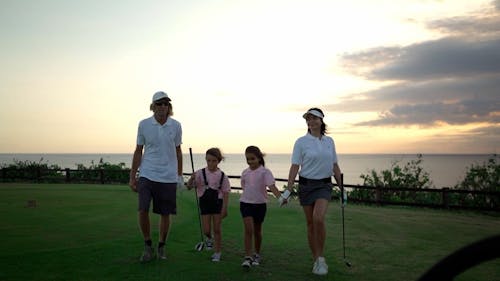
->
xmin=129 ymin=177 xmax=138 ymax=192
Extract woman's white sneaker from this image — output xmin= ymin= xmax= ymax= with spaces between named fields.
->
xmin=312 ymin=257 xmax=328 ymax=275
xmin=312 ymin=260 xmax=319 ymax=274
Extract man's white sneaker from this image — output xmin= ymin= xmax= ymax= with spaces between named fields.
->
xmin=140 ymin=245 xmax=154 ymax=263
xmin=157 ymin=246 xmax=166 ymax=260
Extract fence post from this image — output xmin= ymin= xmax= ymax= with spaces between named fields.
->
xmin=36 ymin=167 xmax=41 ymax=183
xmin=442 ymin=188 xmax=449 ymax=208
xmin=65 ymin=168 xmax=71 ymax=183
xmin=376 ymin=186 xmax=382 ymax=205
xmin=100 ymin=169 xmax=104 ymax=184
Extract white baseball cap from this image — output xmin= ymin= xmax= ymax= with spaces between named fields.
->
xmin=152 ymin=91 xmax=171 ymax=102
xmin=303 ymin=109 xmax=324 ymax=119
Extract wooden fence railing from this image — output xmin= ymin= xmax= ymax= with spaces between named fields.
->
xmin=1 ymin=168 xmax=499 ymax=212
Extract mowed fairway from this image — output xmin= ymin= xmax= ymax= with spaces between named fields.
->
xmin=0 ymin=183 xmax=499 ymax=281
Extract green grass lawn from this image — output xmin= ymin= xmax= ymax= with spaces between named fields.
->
xmin=0 ymin=183 xmax=499 ymax=281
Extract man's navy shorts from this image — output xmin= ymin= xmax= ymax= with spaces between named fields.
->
xmin=138 ymin=177 xmax=177 ymax=215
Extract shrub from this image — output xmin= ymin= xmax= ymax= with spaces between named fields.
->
xmin=71 ymin=158 xmax=129 ymax=183
xmin=454 ymin=156 xmax=500 ymax=209
xmin=0 ymin=158 xmax=129 ymax=184
xmin=352 ymin=155 xmax=434 ymax=203
xmin=455 ymin=156 xmax=499 ymax=192
xmin=360 ymin=155 xmax=433 ymax=189
xmin=0 ymin=158 xmax=63 ymax=182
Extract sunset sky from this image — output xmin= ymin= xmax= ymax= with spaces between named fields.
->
xmin=1 ymin=0 xmax=499 ymax=154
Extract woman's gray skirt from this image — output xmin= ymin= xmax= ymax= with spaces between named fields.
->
xmin=298 ymin=180 xmax=333 ymax=206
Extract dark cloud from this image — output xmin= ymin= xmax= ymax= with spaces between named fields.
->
xmin=328 ymin=75 xmax=499 ymax=113
xmin=355 ymin=98 xmax=500 ymax=126
xmin=427 ymin=6 xmax=500 ymax=37
xmin=336 ymin=2 xmax=500 ymax=128
xmin=341 ymin=37 xmax=500 ymax=81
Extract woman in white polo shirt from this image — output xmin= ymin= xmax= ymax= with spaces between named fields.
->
xmin=284 ymin=107 xmax=343 ymax=276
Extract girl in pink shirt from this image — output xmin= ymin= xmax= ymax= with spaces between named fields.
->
xmin=187 ymin=148 xmax=231 ymax=262
xmin=239 ymin=146 xmax=282 ymax=268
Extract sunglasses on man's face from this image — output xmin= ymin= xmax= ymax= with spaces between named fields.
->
xmin=155 ymin=102 xmax=170 ymax=106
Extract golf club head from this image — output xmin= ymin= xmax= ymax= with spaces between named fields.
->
xmin=195 ymin=241 xmax=205 ymax=251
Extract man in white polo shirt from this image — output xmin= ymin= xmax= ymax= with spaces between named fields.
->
xmin=129 ymin=91 xmax=183 ymax=262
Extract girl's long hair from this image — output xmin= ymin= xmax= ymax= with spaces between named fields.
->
xmin=245 ymin=145 xmax=265 ymax=166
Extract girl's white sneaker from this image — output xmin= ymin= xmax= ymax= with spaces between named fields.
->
xmin=211 ymin=252 xmax=221 ymax=262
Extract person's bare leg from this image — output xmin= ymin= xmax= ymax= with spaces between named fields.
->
xmin=159 ymin=214 xmax=170 ymax=243
xmin=202 ymin=214 xmax=212 ymax=239
xmin=213 ymin=215 xmax=222 ymax=253
xmin=302 ymin=205 xmax=318 ymax=260
xmin=139 ymin=210 xmax=151 ymax=240
xmin=242 ymin=217 xmax=254 ymax=257
xmin=138 ymin=210 xmax=154 ymax=261
xmin=253 ymin=222 xmax=263 ymax=255
xmin=312 ymin=199 xmax=329 ymax=258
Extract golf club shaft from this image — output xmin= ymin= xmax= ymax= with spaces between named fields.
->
xmin=189 ymin=148 xmax=204 ymax=242
xmin=342 ymin=203 xmax=346 ymax=259
xmin=340 ymin=173 xmax=351 ymax=266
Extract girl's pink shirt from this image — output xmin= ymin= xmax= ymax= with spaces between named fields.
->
xmin=239 ymin=165 xmax=275 ymax=204
xmin=193 ymin=168 xmax=231 ymax=198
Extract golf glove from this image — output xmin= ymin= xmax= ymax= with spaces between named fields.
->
xmin=278 ymin=189 xmax=291 ymax=207
xmin=341 ymin=189 xmax=347 ymax=206
xmin=177 ymin=175 xmax=185 ymax=189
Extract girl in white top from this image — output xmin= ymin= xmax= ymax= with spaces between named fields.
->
xmin=187 ymin=148 xmax=231 ymax=262
xmin=239 ymin=146 xmax=282 ymax=268
xmin=284 ymin=108 xmax=343 ymax=276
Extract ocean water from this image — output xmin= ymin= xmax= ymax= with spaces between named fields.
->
xmin=0 ymin=153 xmax=496 ymax=188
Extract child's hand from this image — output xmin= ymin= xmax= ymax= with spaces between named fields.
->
xmin=279 ymin=197 xmax=288 ymax=207
xmin=221 ymin=208 xmax=228 ymax=219
xmin=186 ymin=175 xmax=195 ymax=190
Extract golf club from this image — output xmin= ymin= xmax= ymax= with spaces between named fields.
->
xmin=189 ymin=148 xmax=205 ymax=251
xmin=340 ymin=174 xmax=352 ymax=267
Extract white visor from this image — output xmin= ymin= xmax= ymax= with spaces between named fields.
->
xmin=303 ymin=109 xmax=324 ymax=119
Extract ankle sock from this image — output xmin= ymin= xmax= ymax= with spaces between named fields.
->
xmin=145 ymin=239 xmax=152 ymax=247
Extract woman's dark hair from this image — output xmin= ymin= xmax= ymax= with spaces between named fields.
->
xmin=306 ymin=107 xmax=327 ymax=135
xmin=206 ymin=147 xmax=224 ymax=162
xmin=245 ymin=145 xmax=265 ymax=166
